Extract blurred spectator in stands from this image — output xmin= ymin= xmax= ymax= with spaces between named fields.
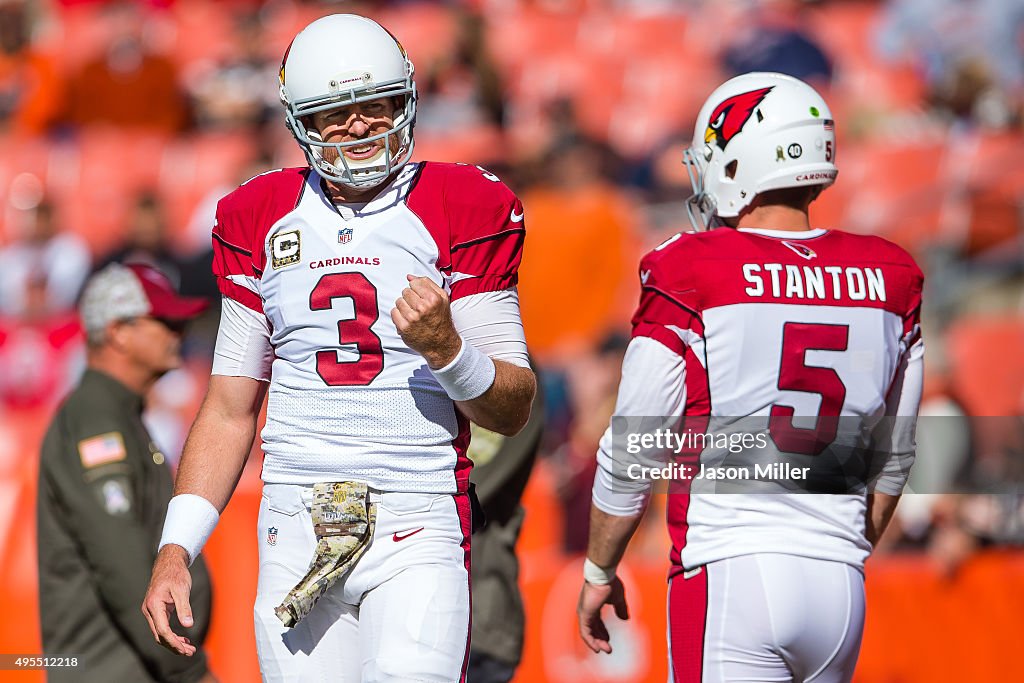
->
xmin=921 ymin=492 xmax=1023 ymax=576
xmin=720 ymin=0 xmax=832 ymax=88
xmin=185 ymin=10 xmax=277 ymax=131
xmin=467 ymin=386 xmax=544 ymax=683
xmin=517 ymin=136 xmax=639 ymax=365
xmin=97 ymin=190 xmax=186 ymax=290
xmin=0 ymin=0 xmax=61 ymax=135
xmin=417 ymin=7 xmax=505 ymax=133
xmin=930 ymin=57 xmax=1016 ymax=129
xmin=181 ymin=145 xmax=276 ymax=301
xmin=0 ymin=270 xmax=84 ymax=412
xmin=0 ymin=181 xmax=88 ymax=412
xmin=64 ymin=0 xmax=188 ymax=133
xmin=99 ymin=190 xmax=220 ymax=356
xmin=889 ymin=367 xmax=973 ymax=551
xmin=0 ymin=192 xmax=92 ymax=319
xmin=877 ymin=0 xmax=1024 ymax=129
xmin=552 ymin=333 xmax=628 ymax=553
xmin=625 ymin=131 xmax=699 ymax=243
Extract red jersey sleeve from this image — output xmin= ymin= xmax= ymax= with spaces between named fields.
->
xmin=630 ymin=234 xmax=704 ymax=356
xmin=407 ymin=162 xmax=525 ymax=301
xmin=900 ymin=252 xmax=924 ymax=346
xmin=211 ymin=168 xmax=308 ymax=314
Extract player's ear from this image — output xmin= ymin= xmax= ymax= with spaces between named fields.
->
xmin=103 ymin=319 xmax=134 ymax=352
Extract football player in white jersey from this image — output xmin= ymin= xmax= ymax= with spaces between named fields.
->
xmin=577 ymin=73 xmax=924 ymax=682
xmin=141 ymin=15 xmax=536 ymax=683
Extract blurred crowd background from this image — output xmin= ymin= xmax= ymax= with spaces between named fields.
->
xmin=0 ymin=0 xmax=1022 ymax=681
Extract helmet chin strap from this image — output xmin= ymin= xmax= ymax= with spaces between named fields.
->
xmin=302 ymin=128 xmax=396 ymax=189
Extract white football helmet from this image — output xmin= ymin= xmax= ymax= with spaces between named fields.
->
xmin=684 ymin=72 xmax=837 ymax=230
xmin=279 ymin=14 xmax=417 ymax=189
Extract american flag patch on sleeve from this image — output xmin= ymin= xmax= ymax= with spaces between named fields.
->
xmin=78 ymin=432 xmax=127 ymax=468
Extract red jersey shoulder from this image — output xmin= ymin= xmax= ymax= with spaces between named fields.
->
xmin=638 ymin=230 xmax=724 ymax=290
xmin=408 ymin=162 xmax=525 ymax=299
xmin=415 ymin=161 xmax=518 ymax=206
xmin=215 ymin=167 xmax=308 ymax=248
xmin=828 ymin=230 xmax=923 ymax=273
xmin=410 ymin=161 xmax=522 ymax=243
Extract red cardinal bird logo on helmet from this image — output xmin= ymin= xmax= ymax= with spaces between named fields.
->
xmin=705 ymin=86 xmax=774 ymax=151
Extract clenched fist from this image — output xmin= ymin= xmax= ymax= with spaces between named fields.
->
xmin=392 ymin=275 xmax=462 ymax=368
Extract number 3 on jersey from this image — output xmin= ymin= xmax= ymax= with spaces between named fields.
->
xmin=309 ymin=272 xmax=384 ymax=386
xmin=769 ymin=322 xmax=849 ymax=455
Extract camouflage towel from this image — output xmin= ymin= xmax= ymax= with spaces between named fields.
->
xmin=274 ymin=482 xmax=376 ymax=628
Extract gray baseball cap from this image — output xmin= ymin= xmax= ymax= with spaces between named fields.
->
xmin=80 ymin=263 xmax=208 ymax=339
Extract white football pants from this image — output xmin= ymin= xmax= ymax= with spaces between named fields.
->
xmin=254 ymin=483 xmax=472 ymax=683
xmin=668 ymin=553 xmax=865 ymax=682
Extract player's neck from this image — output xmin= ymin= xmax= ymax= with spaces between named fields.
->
xmin=733 ymin=204 xmax=812 ymax=232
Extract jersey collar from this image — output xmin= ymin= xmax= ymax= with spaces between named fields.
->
xmin=737 ymin=227 xmax=828 ymax=239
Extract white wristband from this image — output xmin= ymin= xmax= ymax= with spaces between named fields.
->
xmin=159 ymin=494 xmax=220 ymax=566
xmin=431 ymin=337 xmax=496 ymax=401
xmin=583 ymin=557 xmax=617 ymax=585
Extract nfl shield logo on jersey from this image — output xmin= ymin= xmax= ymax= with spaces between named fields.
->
xmin=338 ymin=227 xmax=353 ymax=244
xmin=267 ymin=526 xmax=278 ymax=546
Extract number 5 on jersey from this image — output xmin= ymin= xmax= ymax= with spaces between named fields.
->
xmin=769 ymin=322 xmax=849 ymax=456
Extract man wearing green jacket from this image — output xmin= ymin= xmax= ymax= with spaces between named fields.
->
xmin=37 ymin=262 xmax=216 ymax=683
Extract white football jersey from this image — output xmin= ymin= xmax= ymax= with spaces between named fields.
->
xmin=617 ymin=227 xmax=924 ymax=571
xmin=211 ymin=162 xmax=525 ymax=493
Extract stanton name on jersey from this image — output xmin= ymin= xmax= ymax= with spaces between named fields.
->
xmin=742 ymin=263 xmax=886 ymax=301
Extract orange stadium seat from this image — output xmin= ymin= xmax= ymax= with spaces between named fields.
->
xmin=257 ymin=3 xmax=330 ymax=65
xmin=0 ymin=135 xmax=53 ymax=244
xmin=599 ymin=55 xmax=722 ymax=159
xmin=46 ymin=2 xmax=111 ymax=74
xmin=834 ymin=137 xmax=949 ymax=250
xmin=372 ymin=3 xmax=458 ymax=73
xmin=807 ymin=1 xmax=927 ymax=112
xmin=412 ymin=125 xmax=507 ymax=167
xmin=946 ymin=314 xmax=1024 ymax=416
xmin=51 ymin=129 xmax=170 ymax=255
xmin=486 ymin=6 xmax=583 ymax=76
xmin=159 ymin=132 xmax=256 ymax=243
xmin=959 ymin=132 xmax=1024 ymax=254
xmin=165 ymin=0 xmax=234 ymax=69
xmin=589 ymin=11 xmax=691 ymax=60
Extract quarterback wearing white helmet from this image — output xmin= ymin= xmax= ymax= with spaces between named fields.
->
xmin=579 ymin=73 xmax=924 ymax=682
xmin=143 ymin=14 xmax=537 ymax=683
xmin=280 ymin=14 xmax=417 ymax=189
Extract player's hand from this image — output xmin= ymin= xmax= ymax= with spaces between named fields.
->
xmin=577 ymin=577 xmax=629 ymax=654
xmin=392 ymin=275 xmax=461 ymax=368
xmin=141 ymin=544 xmax=197 ymax=656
